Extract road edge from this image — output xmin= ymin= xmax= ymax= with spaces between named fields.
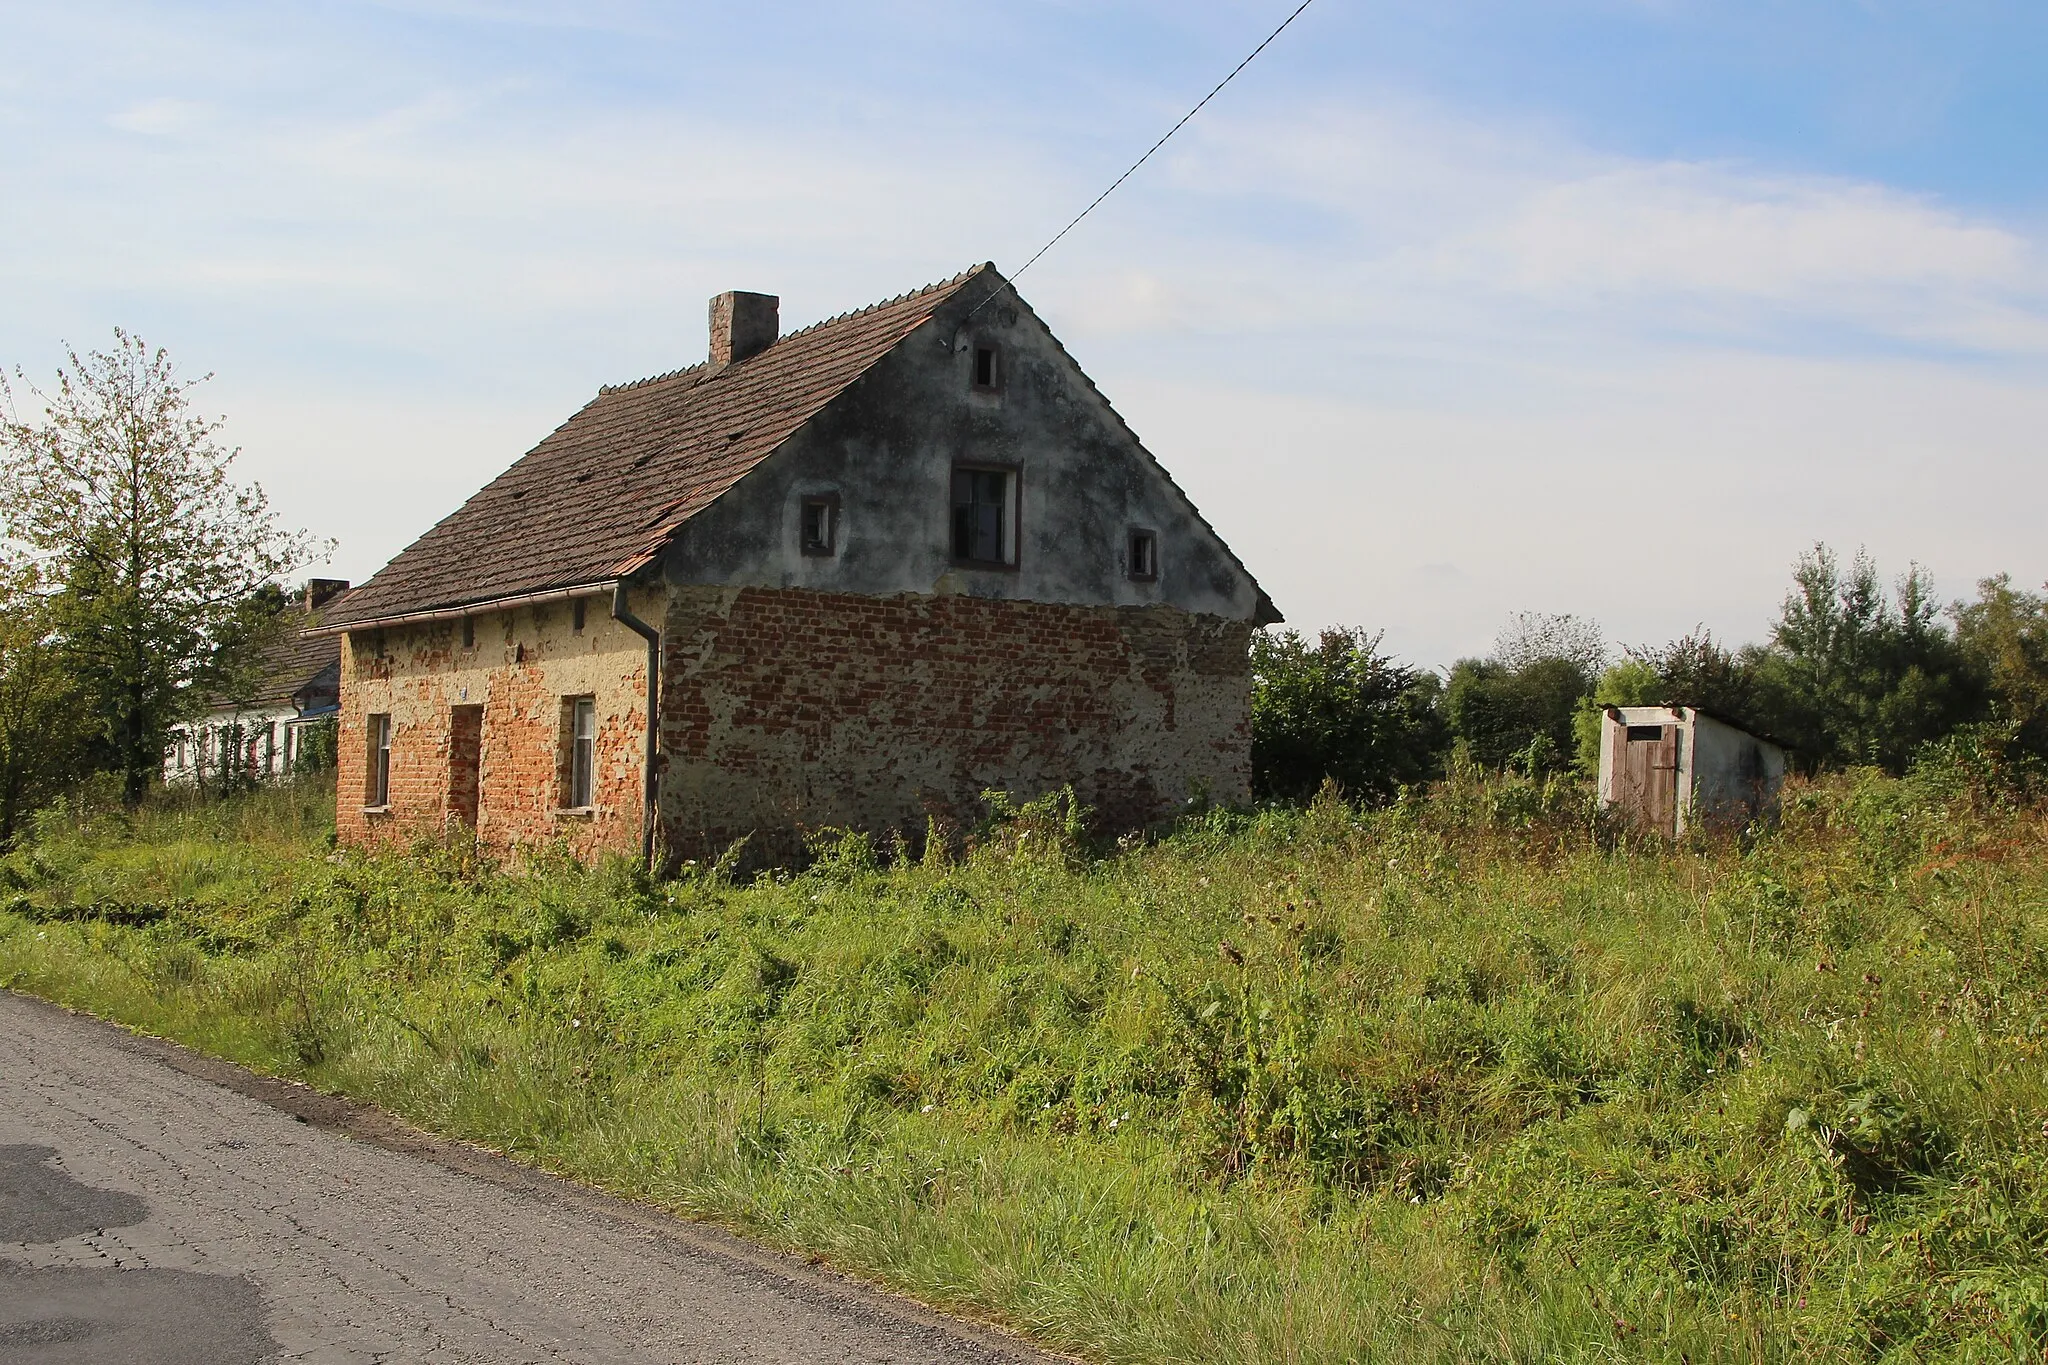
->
xmin=0 ymin=986 xmax=1075 ymax=1365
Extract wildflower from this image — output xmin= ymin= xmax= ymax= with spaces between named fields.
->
xmin=570 ymin=1018 xmax=583 ymax=1029
xmin=921 ymin=1104 xmax=934 ymax=1114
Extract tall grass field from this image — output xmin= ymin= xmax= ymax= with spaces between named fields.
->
xmin=2 ymin=766 xmax=2045 ymax=1362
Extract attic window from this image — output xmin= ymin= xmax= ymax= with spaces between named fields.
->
xmin=972 ymin=344 xmax=1001 ymax=391
xmin=951 ymin=465 xmax=1017 ymax=567
xmin=572 ymin=598 xmax=587 ymax=633
xmin=461 ymin=616 xmax=475 ymax=649
xmin=801 ymin=495 xmax=838 ymax=557
xmin=1626 ymin=725 xmax=1666 ymax=743
xmin=1127 ymin=528 xmax=1158 ymax=582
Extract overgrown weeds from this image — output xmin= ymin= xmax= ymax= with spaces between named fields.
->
xmin=3 ymin=766 xmax=2046 ymax=1362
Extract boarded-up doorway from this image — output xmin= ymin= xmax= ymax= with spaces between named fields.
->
xmin=1615 ymin=722 xmax=1679 ymax=837
xmin=448 ymin=704 xmax=484 ymax=831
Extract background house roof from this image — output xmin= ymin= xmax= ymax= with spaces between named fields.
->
xmin=203 ymin=609 xmax=343 ymax=713
xmin=321 ymin=266 xmax=990 ymax=630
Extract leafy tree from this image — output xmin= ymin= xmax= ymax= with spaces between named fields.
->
xmin=0 ymin=332 xmax=327 ymax=805
xmin=0 ymin=576 xmax=93 ymax=843
xmin=1638 ymin=629 xmax=1761 ymax=724
xmin=1491 ymin=611 xmax=1608 ymax=676
xmin=1952 ymin=574 xmax=2048 ymax=763
xmin=1250 ymin=627 xmax=1448 ymax=803
xmin=1747 ymin=545 xmax=1982 ymax=773
xmin=1446 ymin=656 xmax=1592 ymax=774
xmin=1444 ymin=615 xmax=1604 ymax=774
xmin=1571 ymin=657 xmax=1660 ymax=774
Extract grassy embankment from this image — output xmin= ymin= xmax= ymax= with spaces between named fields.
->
xmin=2 ymin=768 xmax=2046 ymax=1363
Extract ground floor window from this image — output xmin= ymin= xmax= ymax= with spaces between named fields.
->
xmin=367 ymin=713 xmax=391 ymax=806
xmin=565 ymin=697 xmax=596 ymax=809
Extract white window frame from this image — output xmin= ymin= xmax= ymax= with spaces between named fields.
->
xmin=567 ymin=697 xmax=596 ymax=810
xmin=950 ymin=464 xmax=1019 ymax=567
xmin=367 ymin=713 xmax=392 ymax=807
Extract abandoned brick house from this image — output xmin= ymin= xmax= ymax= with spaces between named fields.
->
xmin=318 ymin=264 xmax=1279 ymax=864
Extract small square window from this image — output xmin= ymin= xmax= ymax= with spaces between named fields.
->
xmin=1626 ymin=725 xmax=1666 ymax=743
xmin=973 ymin=344 xmax=1000 ymax=390
xmin=801 ymin=496 xmax=838 ymax=556
xmin=951 ymin=466 xmax=1017 ymax=566
xmin=1127 ymin=528 xmax=1158 ymax=582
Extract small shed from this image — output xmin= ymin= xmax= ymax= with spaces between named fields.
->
xmin=1597 ymin=705 xmax=1787 ymax=837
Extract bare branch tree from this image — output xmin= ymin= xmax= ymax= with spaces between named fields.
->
xmin=1491 ymin=611 xmax=1609 ymax=675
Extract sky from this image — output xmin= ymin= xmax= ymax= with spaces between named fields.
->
xmin=3 ymin=0 xmax=2045 ymax=669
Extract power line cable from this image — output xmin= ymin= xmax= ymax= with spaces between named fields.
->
xmin=960 ymin=0 xmax=1320 ymax=325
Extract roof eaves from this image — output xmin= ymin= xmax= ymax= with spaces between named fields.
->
xmin=309 ymin=579 xmax=622 ymax=635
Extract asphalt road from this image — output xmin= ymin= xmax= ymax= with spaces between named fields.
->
xmin=0 ymin=990 xmax=1060 ymax=1364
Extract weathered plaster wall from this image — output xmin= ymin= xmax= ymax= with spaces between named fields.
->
xmin=334 ymin=585 xmax=657 ymax=859
xmin=661 ymin=288 xmax=1270 ymax=623
xmin=656 ymin=585 xmax=1250 ymax=864
xmin=1689 ymin=711 xmax=1788 ymax=831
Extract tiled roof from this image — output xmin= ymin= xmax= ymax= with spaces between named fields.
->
xmin=205 ymin=608 xmax=342 ymax=712
xmin=321 ymin=266 xmax=992 ymax=630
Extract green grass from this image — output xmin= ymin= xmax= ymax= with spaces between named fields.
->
xmin=3 ymin=768 xmax=2046 ymax=1362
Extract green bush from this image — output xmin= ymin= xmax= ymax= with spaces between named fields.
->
xmin=1249 ymin=626 xmax=1447 ymax=802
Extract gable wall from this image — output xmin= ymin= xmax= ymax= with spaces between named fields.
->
xmin=660 ymin=290 xmax=1265 ymax=619
xmin=647 ymin=291 xmax=1262 ymax=864
xmin=334 ymin=586 xmax=655 ymax=860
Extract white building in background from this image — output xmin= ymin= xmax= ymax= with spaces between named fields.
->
xmin=1596 ymin=704 xmax=1789 ymax=837
xmin=165 ymin=580 xmax=347 ymax=786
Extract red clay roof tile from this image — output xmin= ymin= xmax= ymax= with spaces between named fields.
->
xmin=322 ymin=266 xmax=989 ymax=630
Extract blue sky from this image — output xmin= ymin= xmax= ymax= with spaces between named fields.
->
xmin=4 ymin=1 xmax=2045 ymax=667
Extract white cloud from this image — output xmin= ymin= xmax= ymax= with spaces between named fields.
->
xmin=107 ymin=97 xmax=211 ymax=136
xmin=1473 ymin=167 xmax=2025 ymax=298
xmin=1037 ymin=100 xmax=2048 ymax=358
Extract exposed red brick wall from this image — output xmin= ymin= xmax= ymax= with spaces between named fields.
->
xmin=657 ymin=586 xmax=1249 ymax=864
xmin=337 ymin=584 xmax=1250 ymax=869
xmin=335 ymin=594 xmax=652 ymax=861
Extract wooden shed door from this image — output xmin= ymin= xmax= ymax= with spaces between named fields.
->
xmin=1617 ymin=723 xmax=1680 ymax=837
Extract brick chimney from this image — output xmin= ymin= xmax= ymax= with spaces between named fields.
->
xmin=304 ymin=578 xmax=350 ymax=611
xmin=708 ymin=290 xmax=778 ymax=366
